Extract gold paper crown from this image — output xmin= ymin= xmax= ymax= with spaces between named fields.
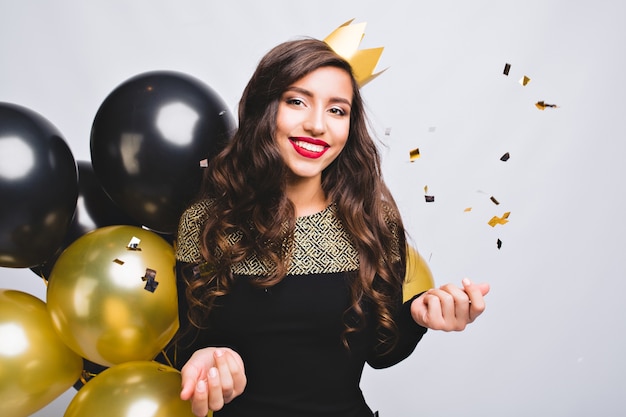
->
xmin=323 ymin=19 xmax=386 ymax=87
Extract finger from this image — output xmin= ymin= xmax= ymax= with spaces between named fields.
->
xmin=477 ymin=282 xmax=490 ymax=296
xmin=462 ymin=278 xmax=488 ymax=321
xmin=428 ymin=288 xmax=458 ymax=322
xmin=206 ymin=366 xmax=226 ymax=411
xmin=223 ymin=351 xmax=247 ymax=398
xmin=190 ymin=377 xmax=210 ymax=417
xmin=180 ymin=364 xmax=202 ymax=401
xmin=214 ymin=350 xmax=234 ymax=401
xmin=439 ymin=283 xmax=471 ymax=318
xmin=421 ymin=291 xmax=445 ymax=329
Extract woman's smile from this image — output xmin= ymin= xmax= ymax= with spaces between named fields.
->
xmin=289 ymin=136 xmax=330 ymax=158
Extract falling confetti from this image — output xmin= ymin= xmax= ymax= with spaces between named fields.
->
xmin=519 ymin=75 xmax=531 ymax=86
xmin=503 ymin=63 xmax=511 ymax=76
xmin=428 ymin=126 xmax=436 ymax=133
xmin=500 ymin=152 xmax=510 ymax=162
xmin=142 ymin=268 xmax=159 ymax=293
xmin=409 ymin=147 xmax=420 ymax=162
xmin=490 ymin=196 xmax=500 ymax=205
xmin=535 ymin=101 xmax=558 ymax=110
xmin=199 ymin=158 xmax=208 ymax=168
xmin=497 ymin=239 xmax=502 ymax=249
xmin=384 ymin=127 xmax=392 ymax=136
xmin=423 ymin=186 xmax=434 ymax=202
xmin=488 ymin=212 xmax=510 ymax=227
xmin=464 ymin=207 xmax=472 ymax=212
xmin=113 ymin=258 xmax=124 ymax=265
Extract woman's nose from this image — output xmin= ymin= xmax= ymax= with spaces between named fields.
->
xmin=302 ymin=108 xmax=325 ymax=136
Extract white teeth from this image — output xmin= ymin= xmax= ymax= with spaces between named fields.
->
xmin=294 ymin=140 xmax=325 ymax=153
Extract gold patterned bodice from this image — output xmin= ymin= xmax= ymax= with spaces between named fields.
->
xmin=176 ymin=200 xmax=369 ymax=276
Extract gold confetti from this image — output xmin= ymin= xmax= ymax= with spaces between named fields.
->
xmin=488 ymin=212 xmax=510 ymax=227
xmin=464 ymin=207 xmax=472 ymax=212
xmin=519 ymin=75 xmax=531 ymax=86
xmin=503 ymin=63 xmax=511 ymax=76
xmin=490 ymin=196 xmax=500 ymax=205
xmin=409 ymin=147 xmax=420 ymax=162
xmin=500 ymin=152 xmax=510 ymax=161
xmin=535 ymin=101 xmax=558 ymax=110
xmin=113 ymin=258 xmax=124 ymax=265
xmin=424 ymin=185 xmax=428 ymax=194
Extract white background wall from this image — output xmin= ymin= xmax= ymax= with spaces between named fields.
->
xmin=1 ymin=1 xmax=625 ymax=416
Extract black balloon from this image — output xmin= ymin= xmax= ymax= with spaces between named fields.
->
xmin=0 ymin=102 xmax=78 ymax=268
xmin=31 ymin=160 xmax=141 ymax=279
xmin=90 ymin=71 xmax=236 ymax=234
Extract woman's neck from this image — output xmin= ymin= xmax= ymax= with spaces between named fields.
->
xmin=285 ymin=176 xmax=329 ymax=217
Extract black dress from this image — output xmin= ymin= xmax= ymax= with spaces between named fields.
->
xmin=170 ymin=201 xmax=427 ymax=417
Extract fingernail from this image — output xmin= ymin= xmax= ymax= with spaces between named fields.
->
xmin=215 ymin=349 xmax=224 ymax=358
xmin=462 ymin=278 xmax=471 ymax=286
xmin=196 ymin=379 xmax=207 ymax=393
xmin=208 ymin=367 xmax=218 ymax=378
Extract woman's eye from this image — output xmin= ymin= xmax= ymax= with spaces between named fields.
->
xmin=286 ymin=98 xmax=304 ymax=106
xmin=329 ymin=107 xmax=346 ymax=116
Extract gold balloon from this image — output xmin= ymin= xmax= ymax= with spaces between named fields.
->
xmin=403 ymin=245 xmax=435 ymax=302
xmin=64 ymin=361 xmax=209 ymax=417
xmin=47 ymin=225 xmax=179 ymax=367
xmin=0 ymin=289 xmax=83 ymax=417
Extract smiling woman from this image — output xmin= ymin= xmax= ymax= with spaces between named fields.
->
xmin=167 ymin=37 xmax=488 ymax=417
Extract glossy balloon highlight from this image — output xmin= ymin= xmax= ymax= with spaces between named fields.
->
xmin=0 ymin=102 xmax=78 ymax=268
xmin=0 ymin=289 xmax=83 ymax=417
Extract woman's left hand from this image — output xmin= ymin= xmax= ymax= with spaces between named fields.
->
xmin=410 ymin=278 xmax=490 ymax=331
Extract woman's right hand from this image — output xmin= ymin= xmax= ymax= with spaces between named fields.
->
xmin=180 ymin=347 xmax=247 ymax=416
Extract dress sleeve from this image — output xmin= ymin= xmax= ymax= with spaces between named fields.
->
xmin=366 ymin=293 xmax=428 ymax=369
xmin=366 ymin=204 xmax=428 ymax=369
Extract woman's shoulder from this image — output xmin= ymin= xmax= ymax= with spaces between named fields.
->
xmin=381 ymin=200 xmax=401 ymax=229
xmin=175 ymin=199 xmax=214 ymax=263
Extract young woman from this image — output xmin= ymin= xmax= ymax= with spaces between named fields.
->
xmin=172 ymin=38 xmax=489 ymax=417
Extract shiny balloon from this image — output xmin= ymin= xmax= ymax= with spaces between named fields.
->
xmin=90 ymin=71 xmax=236 ymax=234
xmin=47 ymin=225 xmax=179 ymax=367
xmin=64 ymin=361 xmax=207 ymax=417
xmin=403 ymin=245 xmax=435 ymax=302
xmin=0 ymin=289 xmax=83 ymax=417
xmin=31 ymin=160 xmax=140 ymax=280
xmin=0 ymin=102 xmax=78 ymax=268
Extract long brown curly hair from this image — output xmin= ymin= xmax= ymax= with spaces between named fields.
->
xmin=185 ymin=38 xmax=407 ymax=352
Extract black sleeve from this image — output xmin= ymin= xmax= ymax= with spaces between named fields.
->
xmin=366 ymin=293 xmax=428 ymax=369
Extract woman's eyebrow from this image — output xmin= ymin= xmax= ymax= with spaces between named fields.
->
xmin=284 ymin=86 xmax=352 ymax=107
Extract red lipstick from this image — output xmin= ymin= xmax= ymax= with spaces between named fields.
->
xmin=289 ymin=137 xmax=329 ymax=159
